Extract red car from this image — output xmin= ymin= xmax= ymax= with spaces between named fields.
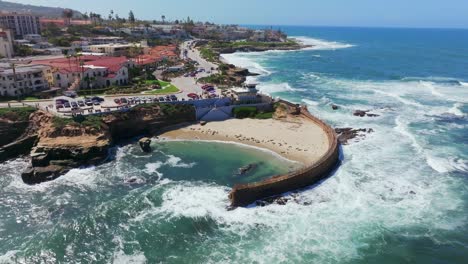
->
xmin=187 ymin=93 xmax=199 ymax=99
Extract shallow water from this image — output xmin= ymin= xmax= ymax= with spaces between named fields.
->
xmin=1 ymin=26 xmax=468 ymax=263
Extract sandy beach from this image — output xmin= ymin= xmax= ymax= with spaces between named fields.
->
xmin=159 ymin=116 xmax=330 ymax=165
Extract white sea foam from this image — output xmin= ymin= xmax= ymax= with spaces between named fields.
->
xmin=293 ymin=36 xmax=355 ymax=50
xmin=220 ymin=53 xmax=271 ymax=75
xmin=448 ymin=103 xmax=465 ymax=117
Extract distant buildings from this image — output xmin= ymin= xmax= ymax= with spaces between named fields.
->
xmin=0 ymin=63 xmax=49 ymax=97
xmin=134 ymin=45 xmax=178 ymax=66
xmin=0 ymin=29 xmax=14 ymax=58
xmin=88 ymin=41 xmax=148 ymax=57
xmin=39 ymin=18 xmax=92 ymax=28
xmin=0 ymin=13 xmax=41 ymax=38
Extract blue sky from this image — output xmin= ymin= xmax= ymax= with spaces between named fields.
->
xmin=9 ymin=0 xmax=468 ymax=28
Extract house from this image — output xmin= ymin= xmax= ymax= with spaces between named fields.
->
xmin=88 ymin=41 xmax=148 ymax=57
xmin=24 ymin=34 xmax=42 ymax=43
xmin=133 ymin=45 xmax=178 ymax=67
xmin=0 ymin=13 xmax=41 ymax=38
xmin=0 ymin=63 xmax=50 ymax=97
xmin=33 ymin=55 xmax=133 ymax=90
xmin=0 ymin=29 xmax=14 ymax=58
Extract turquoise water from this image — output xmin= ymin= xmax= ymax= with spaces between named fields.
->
xmin=1 ymin=26 xmax=467 ymax=263
xmin=0 ymin=141 xmax=297 ymax=263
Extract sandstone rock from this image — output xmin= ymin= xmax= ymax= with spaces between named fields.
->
xmin=139 ymin=137 xmax=152 ymax=153
xmin=331 ymin=104 xmax=339 ymax=110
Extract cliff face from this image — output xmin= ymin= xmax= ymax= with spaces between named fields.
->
xmin=19 ymin=103 xmax=196 ymax=184
xmin=104 ymin=104 xmax=196 ymax=141
xmin=22 ymin=111 xmax=111 ymax=184
xmin=0 ymin=120 xmax=29 ymax=147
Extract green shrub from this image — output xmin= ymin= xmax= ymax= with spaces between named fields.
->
xmin=255 ymin=112 xmax=273 ymax=119
xmin=0 ymin=107 xmax=36 ymax=122
xmin=52 ymin=116 xmax=79 ymax=129
xmin=53 ymin=115 xmax=104 ymax=130
xmin=233 ymin=106 xmax=257 ymax=119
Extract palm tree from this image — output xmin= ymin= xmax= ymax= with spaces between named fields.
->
xmin=10 ymin=62 xmax=19 ymax=101
xmin=62 ymin=9 xmax=73 ymax=25
xmin=161 ymin=15 xmax=166 ymax=24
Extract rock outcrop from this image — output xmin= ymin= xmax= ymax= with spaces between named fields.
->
xmin=335 ymin=128 xmax=374 ymax=145
xmin=16 ymin=103 xmax=197 ymax=184
xmin=139 ymin=137 xmax=152 ymax=153
xmin=353 ymin=110 xmax=380 ymax=118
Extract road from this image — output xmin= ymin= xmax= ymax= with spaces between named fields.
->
xmin=0 ymin=40 xmax=223 ymax=116
xmin=171 ymin=40 xmax=220 ymax=97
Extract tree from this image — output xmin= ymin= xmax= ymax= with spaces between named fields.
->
xmin=175 ymin=19 xmax=179 ymax=24
xmin=129 ymin=10 xmax=136 ymax=24
xmin=62 ymin=9 xmax=73 ymax=25
xmin=108 ymin=10 xmax=114 ymax=21
xmin=161 ymin=15 xmax=166 ymax=24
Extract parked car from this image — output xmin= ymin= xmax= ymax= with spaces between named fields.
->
xmin=114 ymin=99 xmax=121 ymax=104
xmin=78 ymin=101 xmax=85 ymax=107
xmin=158 ymin=97 xmax=165 ymax=102
xmin=121 ymin=98 xmax=128 ymax=104
xmin=85 ymin=99 xmax=93 ymax=106
xmin=93 ymin=101 xmax=100 ymax=106
xmin=92 ymin=96 xmax=105 ymax=102
xmin=64 ymin=102 xmax=71 ymax=108
xmin=56 ymin=104 xmax=64 ymax=110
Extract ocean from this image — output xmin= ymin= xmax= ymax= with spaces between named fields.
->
xmin=1 ymin=26 xmax=467 ymax=263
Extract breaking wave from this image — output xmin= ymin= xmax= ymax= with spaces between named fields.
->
xmin=293 ymin=36 xmax=355 ymax=50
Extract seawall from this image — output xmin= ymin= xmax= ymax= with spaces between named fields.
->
xmin=229 ymin=100 xmax=340 ymax=207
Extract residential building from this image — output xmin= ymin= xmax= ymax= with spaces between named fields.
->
xmin=89 ymin=36 xmax=125 ymax=45
xmin=24 ymin=34 xmax=42 ymax=43
xmin=0 ymin=13 xmax=41 ymax=38
xmin=39 ymin=18 xmax=92 ymax=28
xmin=134 ymin=45 xmax=178 ymax=66
xmin=88 ymin=41 xmax=148 ymax=56
xmin=0 ymin=63 xmax=50 ymax=97
xmin=0 ymin=29 xmax=14 ymax=58
xmin=33 ymin=55 xmax=133 ymax=90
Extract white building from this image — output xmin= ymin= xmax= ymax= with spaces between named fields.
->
xmin=0 ymin=29 xmax=14 ymax=59
xmin=0 ymin=13 xmax=41 ymax=38
xmin=0 ymin=63 xmax=49 ymax=97
xmin=88 ymin=41 xmax=148 ymax=56
xmin=24 ymin=34 xmax=42 ymax=43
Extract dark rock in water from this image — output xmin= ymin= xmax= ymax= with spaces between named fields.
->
xmin=124 ymin=177 xmax=146 ymax=184
xmin=256 ymin=196 xmax=291 ymax=207
xmin=139 ymin=137 xmax=152 ymax=153
xmin=238 ymin=163 xmax=258 ymax=175
xmin=331 ymin=104 xmax=339 ymax=110
xmin=353 ymin=110 xmax=380 ymax=117
xmin=353 ymin=110 xmax=368 ymax=117
xmin=335 ymin=127 xmax=374 ymax=145
xmin=22 ymin=164 xmax=71 ymax=184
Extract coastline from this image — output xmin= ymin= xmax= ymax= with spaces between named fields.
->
xmin=158 ymin=116 xmax=330 ymax=165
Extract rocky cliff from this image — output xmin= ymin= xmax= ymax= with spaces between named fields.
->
xmin=0 ymin=103 xmax=196 ymax=184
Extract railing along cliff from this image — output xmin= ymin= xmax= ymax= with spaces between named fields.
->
xmin=228 ymin=100 xmax=340 ymax=207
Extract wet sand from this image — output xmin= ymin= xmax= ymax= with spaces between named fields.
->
xmin=159 ymin=117 xmax=329 ymax=165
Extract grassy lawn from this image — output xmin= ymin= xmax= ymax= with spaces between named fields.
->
xmin=144 ymin=80 xmax=180 ymax=95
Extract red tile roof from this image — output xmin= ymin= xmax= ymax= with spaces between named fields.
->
xmin=134 ymin=45 xmax=178 ymax=65
xmin=33 ymin=55 xmax=128 ymax=75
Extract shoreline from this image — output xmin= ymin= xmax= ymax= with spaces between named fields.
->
xmin=158 ymin=116 xmax=330 ymax=165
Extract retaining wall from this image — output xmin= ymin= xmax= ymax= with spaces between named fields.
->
xmin=228 ymin=100 xmax=340 ymax=207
